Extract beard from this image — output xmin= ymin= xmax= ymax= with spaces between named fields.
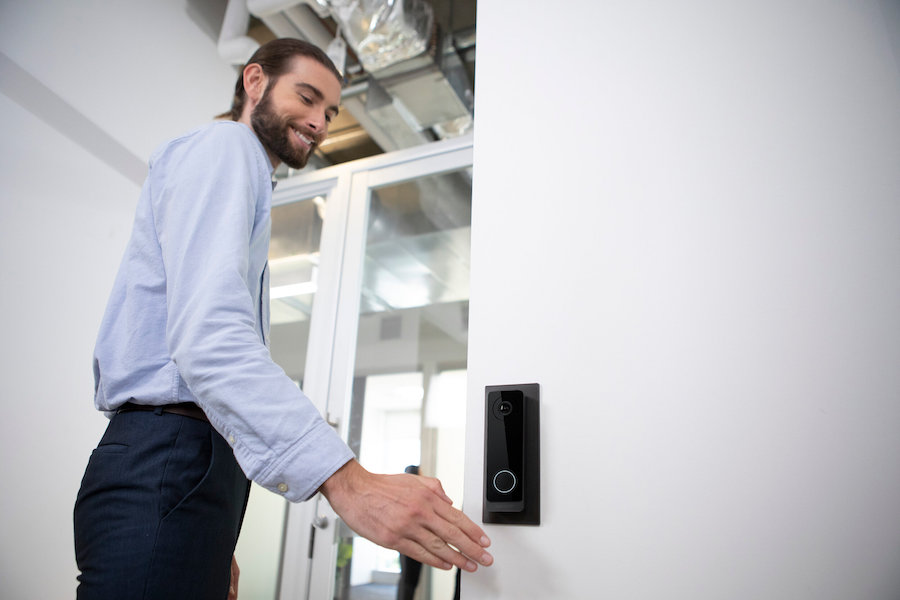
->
xmin=250 ymin=90 xmax=314 ymax=169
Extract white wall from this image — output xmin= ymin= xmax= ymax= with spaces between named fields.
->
xmin=0 ymin=1 xmax=236 ymax=597
xmin=465 ymin=2 xmax=900 ymax=599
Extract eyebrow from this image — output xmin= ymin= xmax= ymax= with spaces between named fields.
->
xmin=295 ymin=82 xmax=340 ymax=118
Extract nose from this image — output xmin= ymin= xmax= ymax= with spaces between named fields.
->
xmin=306 ymin=111 xmax=327 ymax=133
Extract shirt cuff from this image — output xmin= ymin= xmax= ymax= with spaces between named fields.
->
xmin=239 ymin=420 xmax=356 ymax=502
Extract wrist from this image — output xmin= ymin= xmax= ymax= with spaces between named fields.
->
xmin=319 ymin=458 xmax=363 ymax=500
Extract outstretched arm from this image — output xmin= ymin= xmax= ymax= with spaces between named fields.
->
xmin=319 ymin=460 xmax=493 ymax=572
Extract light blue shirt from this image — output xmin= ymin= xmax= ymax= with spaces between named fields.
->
xmin=93 ymin=121 xmax=354 ymax=502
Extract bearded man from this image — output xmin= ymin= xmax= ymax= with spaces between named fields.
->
xmin=74 ymin=38 xmax=492 ymax=600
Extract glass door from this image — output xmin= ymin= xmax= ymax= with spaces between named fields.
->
xmin=306 ymin=143 xmax=474 ymax=600
xmin=236 ymin=172 xmax=351 ymax=600
xmin=335 ymin=169 xmax=472 ymax=600
xmin=233 ymin=194 xmax=326 ymax=600
xmin=264 ymin=137 xmax=474 ymax=600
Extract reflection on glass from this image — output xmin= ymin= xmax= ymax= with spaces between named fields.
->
xmin=235 ymin=196 xmax=325 ymax=600
xmin=334 ymin=170 xmax=472 ymax=600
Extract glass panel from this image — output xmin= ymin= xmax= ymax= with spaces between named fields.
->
xmin=333 ymin=169 xmax=472 ymax=600
xmin=235 ymin=195 xmax=327 ymax=600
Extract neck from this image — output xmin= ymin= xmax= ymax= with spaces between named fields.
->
xmin=237 ymin=113 xmax=281 ymax=170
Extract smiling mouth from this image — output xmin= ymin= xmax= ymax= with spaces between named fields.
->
xmin=291 ymin=127 xmax=315 ymax=150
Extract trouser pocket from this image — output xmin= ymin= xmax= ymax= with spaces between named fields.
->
xmin=158 ymin=418 xmax=213 ymax=520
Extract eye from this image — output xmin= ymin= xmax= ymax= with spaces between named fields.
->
xmin=299 ymin=95 xmax=312 ymax=105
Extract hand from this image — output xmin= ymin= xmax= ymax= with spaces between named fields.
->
xmin=228 ymin=555 xmax=240 ymax=600
xmin=320 ymin=460 xmax=493 ymax=573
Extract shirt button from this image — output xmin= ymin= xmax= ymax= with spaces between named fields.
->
xmin=228 ymin=435 xmax=235 ymax=444
xmin=277 ymin=483 xmax=289 ymax=493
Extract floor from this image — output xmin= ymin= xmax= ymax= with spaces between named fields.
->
xmin=348 ymin=583 xmax=396 ymax=600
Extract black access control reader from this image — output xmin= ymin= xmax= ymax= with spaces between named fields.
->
xmin=483 ymin=383 xmax=540 ymax=525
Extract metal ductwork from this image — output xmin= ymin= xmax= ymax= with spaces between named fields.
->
xmin=327 ymin=0 xmax=433 ymax=73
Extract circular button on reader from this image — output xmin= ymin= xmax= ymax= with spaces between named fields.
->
xmin=492 ymin=469 xmax=518 ymax=494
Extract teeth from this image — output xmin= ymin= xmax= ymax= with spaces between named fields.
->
xmin=293 ymin=128 xmax=312 ymax=146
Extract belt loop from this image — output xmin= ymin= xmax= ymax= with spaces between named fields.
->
xmin=153 ymin=406 xmax=164 ymax=416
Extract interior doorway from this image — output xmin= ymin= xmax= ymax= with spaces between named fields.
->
xmin=235 ymin=136 xmax=474 ymax=600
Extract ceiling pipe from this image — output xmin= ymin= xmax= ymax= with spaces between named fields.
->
xmin=248 ymin=0 xmax=330 ymax=20
xmin=282 ymin=4 xmax=336 ymax=50
xmin=247 ymin=1 xmax=337 ymax=60
xmin=257 ymin=11 xmax=300 ymax=39
xmin=218 ymin=0 xmax=260 ymax=65
xmin=341 ymin=96 xmax=417 ymax=153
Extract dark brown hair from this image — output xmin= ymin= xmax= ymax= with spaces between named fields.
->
xmin=219 ymin=38 xmax=342 ymax=121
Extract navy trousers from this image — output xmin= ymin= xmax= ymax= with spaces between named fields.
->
xmin=74 ymin=408 xmax=250 ymax=600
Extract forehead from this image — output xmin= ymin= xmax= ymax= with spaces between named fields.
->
xmin=276 ymin=55 xmax=342 ymax=102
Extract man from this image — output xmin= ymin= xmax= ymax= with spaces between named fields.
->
xmin=74 ymin=38 xmax=492 ymax=600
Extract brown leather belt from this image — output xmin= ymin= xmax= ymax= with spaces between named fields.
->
xmin=117 ymin=401 xmax=209 ymax=423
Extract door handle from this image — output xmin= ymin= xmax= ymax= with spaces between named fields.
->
xmin=312 ymin=515 xmax=329 ymax=529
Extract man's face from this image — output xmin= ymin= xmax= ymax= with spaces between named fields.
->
xmin=250 ymin=56 xmax=341 ymax=169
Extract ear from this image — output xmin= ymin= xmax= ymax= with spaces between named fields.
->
xmin=241 ymin=63 xmax=268 ymax=115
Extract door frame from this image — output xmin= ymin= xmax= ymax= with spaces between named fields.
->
xmin=275 ymin=133 xmax=474 ymax=600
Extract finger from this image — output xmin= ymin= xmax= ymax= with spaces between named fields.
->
xmin=417 ymin=477 xmax=491 ymax=551
xmin=394 ymin=506 xmax=491 ymax=572
xmin=409 ymin=525 xmax=489 ymax=573
xmin=390 ymin=486 xmax=492 ymax=569
xmin=395 ymin=538 xmax=453 ymax=571
xmin=432 ymin=502 xmax=493 ymax=562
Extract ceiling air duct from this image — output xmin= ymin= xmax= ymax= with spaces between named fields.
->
xmin=327 ymin=0 xmax=434 ymax=72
